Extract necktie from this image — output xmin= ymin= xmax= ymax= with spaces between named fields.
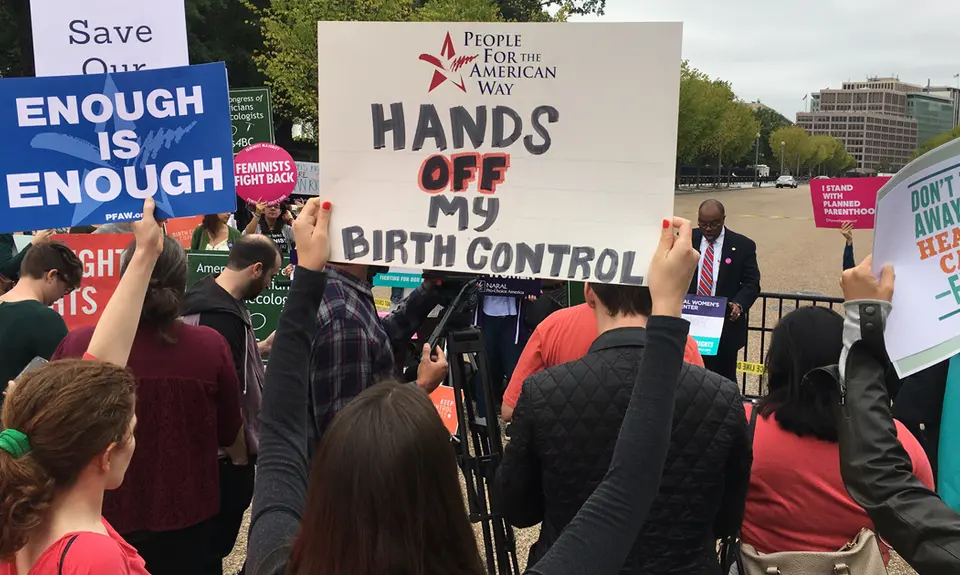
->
xmin=698 ymin=241 xmax=716 ymax=296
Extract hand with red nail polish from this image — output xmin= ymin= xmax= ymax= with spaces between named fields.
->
xmin=648 ymin=217 xmax=699 ymax=318
xmin=293 ymin=198 xmax=333 ymax=271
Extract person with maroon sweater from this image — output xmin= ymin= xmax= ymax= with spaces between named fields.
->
xmin=54 ymin=236 xmax=244 ymax=575
xmin=0 ymin=199 xmax=163 ymax=574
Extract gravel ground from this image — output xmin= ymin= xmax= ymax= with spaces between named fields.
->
xmin=224 ymin=186 xmax=915 ymax=574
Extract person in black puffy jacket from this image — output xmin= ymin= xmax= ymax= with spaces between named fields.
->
xmin=495 ymin=282 xmax=751 ymax=574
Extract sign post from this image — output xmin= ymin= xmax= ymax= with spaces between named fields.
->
xmin=316 ymin=22 xmax=682 ymax=286
xmin=0 ymin=63 xmax=236 ymax=233
xmin=29 ymin=0 xmax=189 ymax=77
xmin=230 ymin=88 xmax=275 ymax=154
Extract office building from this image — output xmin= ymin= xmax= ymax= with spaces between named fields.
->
xmin=907 ymin=92 xmax=955 ymax=146
xmin=797 ymin=77 xmax=918 ymax=173
xmin=924 ymin=85 xmax=960 ymax=130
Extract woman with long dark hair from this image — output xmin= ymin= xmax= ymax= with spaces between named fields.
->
xmin=740 ymin=305 xmax=933 ymax=561
xmin=54 ymin=236 xmax=245 ymax=575
xmin=0 ymin=199 xmax=163 ymax=574
xmin=191 ymin=213 xmax=241 ymax=251
xmin=246 ymin=205 xmax=700 ymax=575
xmin=244 ymin=201 xmax=294 ymax=253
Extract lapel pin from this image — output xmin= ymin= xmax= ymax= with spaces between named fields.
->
xmin=725 ymin=257 xmax=732 ymax=264
xmin=732 ymin=247 xmax=737 ymax=252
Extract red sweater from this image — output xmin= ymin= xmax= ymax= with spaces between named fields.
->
xmin=741 ymin=404 xmax=934 ymax=561
xmin=54 ymin=322 xmax=243 ymax=534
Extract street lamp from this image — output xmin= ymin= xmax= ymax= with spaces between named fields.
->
xmin=780 ymin=141 xmax=785 ymax=175
xmin=754 ymin=133 xmax=761 ymax=187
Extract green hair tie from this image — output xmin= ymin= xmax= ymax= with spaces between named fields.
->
xmin=0 ymin=429 xmax=31 ymax=458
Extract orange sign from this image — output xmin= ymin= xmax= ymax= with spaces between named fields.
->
xmin=430 ymin=385 xmax=461 ymax=435
xmin=49 ymin=234 xmax=132 ymax=331
xmin=164 ymin=216 xmax=203 ymax=249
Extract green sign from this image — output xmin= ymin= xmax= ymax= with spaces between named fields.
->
xmin=230 ymin=88 xmax=274 ymax=154
xmin=186 ymin=251 xmax=290 ymax=341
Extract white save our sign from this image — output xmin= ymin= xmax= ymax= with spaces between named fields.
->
xmin=29 ymin=0 xmax=189 ymax=77
xmin=317 ymin=22 xmax=682 ymax=285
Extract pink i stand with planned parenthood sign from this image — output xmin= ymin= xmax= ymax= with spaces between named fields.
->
xmin=809 ymin=177 xmax=889 ymax=229
xmin=234 ymin=142 xmax=298 ymax=206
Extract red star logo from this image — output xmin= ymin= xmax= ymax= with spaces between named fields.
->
xmin=419 ymin=32 xmax=479 ymax=93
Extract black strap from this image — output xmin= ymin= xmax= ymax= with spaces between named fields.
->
xmin=58 ymin=534 xmax=81 ymax=575
xmin=739 ymin=400 xmax=760 ymax=534
xmin=720 ymin=400 xmax=759 ymax=573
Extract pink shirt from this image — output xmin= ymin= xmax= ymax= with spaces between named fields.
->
xmin=0 ymin=519 xmax=148 ymax=575
xmin=741 ymin=404 xmax=934 ymax=561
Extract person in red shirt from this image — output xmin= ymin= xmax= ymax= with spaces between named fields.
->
xmin=502 ymin=300 xmax=704 ymax=422
xmin=0 ymin=199 xmax=165 ymax=575
xmin=741 ymin=306 xmax=934 ymax=562
xmin=53 ymin=236 xmax=244 ymax=575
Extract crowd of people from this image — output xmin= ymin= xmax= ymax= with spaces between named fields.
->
xmin=0 ymin=194 xmax=959 ymax=575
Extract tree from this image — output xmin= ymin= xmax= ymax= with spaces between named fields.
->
xmin=703 ymin=99 xmax=760 ymax=185
xmin=249 ymin=0 xmax=584 ymax=139
xmin=807 ymin=134 xmax=838 ymax=176
xmin=0 ymin=0 xmax=33 ymax=77
xmin=751 ymin=103 xmax=792 ymax=167
xmin=913 ymin=126 xmax=960 ymax=160
xmin=769 ymin=125 xmax=813 ymax=175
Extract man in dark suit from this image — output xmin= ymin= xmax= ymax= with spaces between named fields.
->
xmin=689 ymin=199 xmax=761 ymax=381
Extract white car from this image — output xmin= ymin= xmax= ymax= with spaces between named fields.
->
xmin=775 ymin=175 xmax=798 ymax=189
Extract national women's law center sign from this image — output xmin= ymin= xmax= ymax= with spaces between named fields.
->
xmin=318 ymin=22 xmax=683 ymax=286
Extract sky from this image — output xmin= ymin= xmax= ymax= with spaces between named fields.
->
xmin=573 ymin=0 xmax=960 ymax=120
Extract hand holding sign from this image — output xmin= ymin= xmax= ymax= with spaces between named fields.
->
xmin=649 ymin=218 xmax=700 ymax=318
xmin=841 ymin=255 xmax=894 ymax=303
xmin=132 ymin=197 xmax=165 ymax=260
xmin=292 ymin=199 xmax=332 ymax=271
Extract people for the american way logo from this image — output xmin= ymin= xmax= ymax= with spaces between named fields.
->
xmin=419 ymin=32 xmax=478 ymax=93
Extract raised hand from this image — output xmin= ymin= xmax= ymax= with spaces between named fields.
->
xmin=841 ymin=222 xmax=854 ymax=245
xmin=133 ymin=197 xmax=164 ymax=259
xmin=292 ymin=199 xmax=332 ymax=271
xmin=841 ymin=255 xmax=894 ymax=303
xmin=648 ymin=217 xmax=700 ymax=318
xmin=30 ymin=229 xmax=54 ymax=245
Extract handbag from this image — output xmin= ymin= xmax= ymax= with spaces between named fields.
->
xmin=740 ymin=528 xmax=886 ymax=574
xmin=719 ymin=401 xmax=886 ymax=575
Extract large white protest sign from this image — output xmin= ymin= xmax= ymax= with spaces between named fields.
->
xmin=30 ymin=0 xmax=188 ymax=77
xmin=874 ymin=138 xmax=960 ymax=377
xmin=317 ymin=22 xmax=682 ymax=285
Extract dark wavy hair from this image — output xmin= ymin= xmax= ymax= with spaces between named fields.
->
xmin=290 ymin=382 xmax=484 ymax=575
xmin=120 ymin=237 xmax=188 ymax=344
xmin=757 ymin=306 xmax=844 ymax=442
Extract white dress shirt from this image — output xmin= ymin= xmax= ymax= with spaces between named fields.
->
xmin=697 ymin=227 xmax=725 ymax=297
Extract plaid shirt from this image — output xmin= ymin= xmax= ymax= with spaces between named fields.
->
xmin=308 ymin=267 xmax=440 ymax=442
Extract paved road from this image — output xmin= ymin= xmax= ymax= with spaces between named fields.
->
xmin=675 ymin=184 xmax=873 ymax=298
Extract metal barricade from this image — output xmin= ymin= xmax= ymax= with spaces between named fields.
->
xmin=736 ymin=292 xmax=844 ymax=398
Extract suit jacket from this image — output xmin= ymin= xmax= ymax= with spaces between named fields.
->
xmin=688 ymin=228 xmax=761 ymax=349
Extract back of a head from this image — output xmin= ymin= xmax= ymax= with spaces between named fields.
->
xmin=291 ymin=382 xmax=483 ymax=575
xmin=227 ymin=234 xmax=281 ymax=272
xmin=589 ymin=284 xmax=652 ymax=317
xmin=19 ymin=241 xmax=83 ymax=290
xmin=0 ymin=360 xmax=135 ymax=558
xmin=758 ymin=306 xmax=844 ymax=442
xmin=121 ymin=237 xmax=187 ymax=343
